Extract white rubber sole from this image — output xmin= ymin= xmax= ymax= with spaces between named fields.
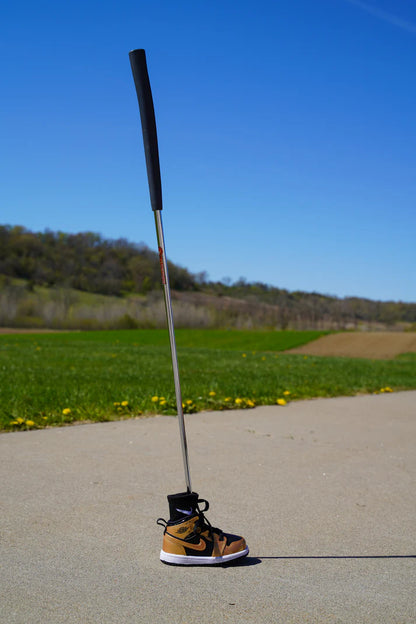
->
xmin=160 ymin=546 xmax=249 ymax=565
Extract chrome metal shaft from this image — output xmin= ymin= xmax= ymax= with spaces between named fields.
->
xmin=154 ymin=210 xmax=192 ymax=493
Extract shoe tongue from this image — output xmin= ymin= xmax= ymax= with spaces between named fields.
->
xmin=167 ymin=491 xmax=199 ymax=522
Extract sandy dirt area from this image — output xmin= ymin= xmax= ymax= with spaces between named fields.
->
xmin=287 ymin=331 xmax=416 ymax=359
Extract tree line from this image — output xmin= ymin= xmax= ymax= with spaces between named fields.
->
xmin=0 ymin=225 xmax=197 ymax=295
xmin=0 ymin=225 xmax=414 ymax=329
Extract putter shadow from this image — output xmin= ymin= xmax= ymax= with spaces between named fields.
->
xmin=221 ymin=554 xmax=415 ymax=568
xmin=257 ymin=555 xmax=416 ymax=560
xmin=165 ymin=554 xmax=416 ymax=568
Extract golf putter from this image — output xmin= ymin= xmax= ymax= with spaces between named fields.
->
xmin=129 ymin=49 xmax=248 ymax=565
xmin=128 ymin=49 xmax=191 ymax=494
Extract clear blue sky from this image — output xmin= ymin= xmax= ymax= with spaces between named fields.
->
xmin=1 ymin=0 xmax=415 ymax=302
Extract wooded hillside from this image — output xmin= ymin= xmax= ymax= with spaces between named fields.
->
xmin=0 ymin=225 xmax=414 ymax=330
xmin=0 ymin=225 xmax=197 ymax=295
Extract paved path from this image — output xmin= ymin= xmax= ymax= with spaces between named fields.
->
xmin=1 ymin=392 xmax=415 ymax=623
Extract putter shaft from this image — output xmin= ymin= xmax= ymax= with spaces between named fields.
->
xmin=154 ymin=210 xmax=192 ymax=493
xmin=129 ymin=48 xmax=192 ymax=493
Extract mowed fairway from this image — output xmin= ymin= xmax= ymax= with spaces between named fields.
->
xmin=0 ymin=329 xmax=415 ymax=431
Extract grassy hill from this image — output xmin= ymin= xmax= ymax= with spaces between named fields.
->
xmin=0 ymin=225 xmax=415 ymax=330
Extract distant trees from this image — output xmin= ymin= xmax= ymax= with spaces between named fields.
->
xmin=0 ymin=225 xmax=198 ymax=296
xmin=0 ymin=224 xmax=415 ymax=330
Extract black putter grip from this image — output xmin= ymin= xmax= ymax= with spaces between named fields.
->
xmin=129 ymin=49 xmax=163 ymax=211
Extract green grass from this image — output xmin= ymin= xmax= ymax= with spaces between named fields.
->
xmin=0 ymin=329 xmax=415 ymax=432
xmin=5 ymin=328 xmax=325 ymax=349
xmin=395 ymin=352 xmax=416 ymax=362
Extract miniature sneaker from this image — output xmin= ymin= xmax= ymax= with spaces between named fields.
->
xmin=157 ymin=491 xmax=249 ymax=565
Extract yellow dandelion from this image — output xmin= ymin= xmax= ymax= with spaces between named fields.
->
xmin=26 ymin=420 xmax=35 ymax=427
xmin=151 ymin=396 xmax=159 ymax=402
xmin=42 ymin=416 xmax=48 ymax=420
xmin=62 ymin=408 xmax=71 ymax=415
xmin=11 ymin=420 xmax=18 ymax=425
xmin=384 ymin=387 xmax=393 ymax=393
xmin=121 ymin=400 xmax=129 ymax=407
xmin=235 ymin=398 xmax=243 ymax=405
xmin=224 ymin=397 xmax=232 ymax=402
xmin=283 ymin=390 xmax=291 ymax=396
xmin=209 ymin=391 xmax=216 ymax=397
xmin=160 ymin=400 xmax=167 ymax=406
xmin=277 ymin=398 xmax=287 ymax=406
xmin=113 ymin=402 xmax=120 ymax=406
xmin=186 ymin=400 xmax=193 ymax=405
xmin=246 ymin=399 xmax=255 ymax=407
xmin=16 ymin=417 xmax=25 ymax=424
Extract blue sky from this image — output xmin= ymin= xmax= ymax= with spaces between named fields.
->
xmin=1 ymin=0 xmax=415 ymax=302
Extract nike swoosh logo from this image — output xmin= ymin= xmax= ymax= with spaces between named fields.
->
xmin=183 ymin=538 xmax=207 ymax=552
xmin=167 ymin=533 xmax=207 ymax=551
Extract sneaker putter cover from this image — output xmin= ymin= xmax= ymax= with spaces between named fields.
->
xmin=158 ymin=492 xmax=249 ymax=565
xmin=128 ymin=49 xmax=248 ymax=566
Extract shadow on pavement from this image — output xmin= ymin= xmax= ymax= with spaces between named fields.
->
xmin=220 ymin=554 xmax=416 ymax=568
xmin=221 ymin=556 xmax=262 ymax=567
xmin=257 ymin=555 xmax=416 ymax=560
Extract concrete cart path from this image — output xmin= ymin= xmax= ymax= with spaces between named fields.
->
xmin=1 ymin=392 xmax=415 ymax=624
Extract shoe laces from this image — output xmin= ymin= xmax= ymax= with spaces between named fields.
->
xmin=195 ymin=498 xmax=224 ymax=541
xmin=157 ymin=497 xmax=224 ymax=541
